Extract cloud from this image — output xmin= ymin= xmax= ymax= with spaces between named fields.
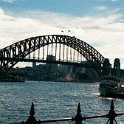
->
xmin=0 ymin=9 xmax=61 ymax=47
xmin=0 ymin=8 xmax=124 ymax=67
xmin=112 ymin=0 xmax=119 ymax=2
xmin=0 ymin=8 xmax=4 ymax=14
xmin=94 ymin=5 xmax=121 ymax=17
xmin=0 ymin=0 xmax=16 ymax=3
xmin=95 ymin=6 xmax=108 ymax=11
xmin=94 ymin=0 xmax=119 ymax=1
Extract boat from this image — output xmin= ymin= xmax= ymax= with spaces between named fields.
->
xmin=99 ymin=76 xmax=124 ymax=98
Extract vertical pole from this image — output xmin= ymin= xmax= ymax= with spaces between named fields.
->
xmin=66 ymin=46 xmax=68 ymax=61
xmin=77 ymin=50 xmax=79 ymax=63
xmin=33 ymin=51 xmax=35 ymax=60
xmin=79 ymin=53 xmax=81 ymax=62
xmin=55 ymin=43 xmax=57 ymax=60
xmin=52 ymin=43 xmax=53 ymax=56
xmin=38 ymin=48 xmax=40 ymax=60
xmin=47 ymin=44 xmax=49 ymax=59
xmin=73 ymin=49 xmax=75 ymax=62
xmin=28 ymin=47 xmax=30 ymax=59
xmin=43 ymin=40 xmax=44 ymax=60
xmin=63 ymin=44 xmax=65 ymax=61
xmin=81 ymin=52 xmax=83 ymax=62
xmin=59 ymin=43 xmax=61 ymax=61
xmin=70 ymin=47 xmax=72 ymax=62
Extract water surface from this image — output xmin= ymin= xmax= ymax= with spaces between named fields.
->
xmin=0 ymin=81 xmax=124 ymax=124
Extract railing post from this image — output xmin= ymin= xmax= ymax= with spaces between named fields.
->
xmin=72 ymin=103 xmax=84 ymax=124
xmin=24 ymin=102 xmax=39 ymax=124
xmin=106 ymin=100 xmax=117 ymax=124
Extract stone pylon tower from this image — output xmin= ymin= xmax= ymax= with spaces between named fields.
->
xmin=102 ymin=58 xmax=111 ymax=76
xmin=113 ymin=58 xmax=120 ymax=78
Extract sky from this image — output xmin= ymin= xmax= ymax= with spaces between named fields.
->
xmin=0 ymin=0 xmax=124 ymax=68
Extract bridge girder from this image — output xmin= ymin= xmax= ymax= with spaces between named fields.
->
xmin=0 ymin=35 xmax=105 ymax=70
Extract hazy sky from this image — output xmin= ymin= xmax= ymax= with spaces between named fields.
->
xmin=0 ymin=0 xmax=124 ymax=67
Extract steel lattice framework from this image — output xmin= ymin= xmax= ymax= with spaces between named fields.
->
xmin=0 ymin=35 xmax=105 ymax=70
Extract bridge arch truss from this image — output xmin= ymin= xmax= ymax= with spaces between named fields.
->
xmin=0 ymin=35 xmax=105 ymax=70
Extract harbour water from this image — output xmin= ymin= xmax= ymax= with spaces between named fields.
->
xmin=0 ymin=81 xmax=124 ymax=124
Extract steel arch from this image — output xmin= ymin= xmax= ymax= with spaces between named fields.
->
xmin=0 ymin=35 xmax=105 ymax=70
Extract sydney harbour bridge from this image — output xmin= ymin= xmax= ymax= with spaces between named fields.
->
xmin=0 ymin=35 xmax=121 ymax=77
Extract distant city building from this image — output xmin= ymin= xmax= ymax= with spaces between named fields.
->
xmin=46 ymin=55 xmax=56 ymax=61
xmin=32 ymin=62 xmax=36 ymax=68
xmin=46 ymin=55 xmax=58 ymax=73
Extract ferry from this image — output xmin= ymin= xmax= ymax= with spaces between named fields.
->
xmin=99 ymin=76 xmax=124 ymax=98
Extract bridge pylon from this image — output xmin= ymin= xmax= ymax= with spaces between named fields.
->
xmin=113 ymin=58 xmax=120 ymax=78
xmin=102 ymin=58 xmax=111 ymax=76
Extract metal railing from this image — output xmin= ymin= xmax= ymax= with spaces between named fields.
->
xmin=11 ymin=100 xmax=124 ymax=124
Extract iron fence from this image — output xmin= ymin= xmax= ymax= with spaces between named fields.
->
xmin=11 ymin=100 xmax=124 ymax=124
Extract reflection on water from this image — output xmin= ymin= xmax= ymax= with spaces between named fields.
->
xmin=0 ymin=81 xmax=124 ymax=124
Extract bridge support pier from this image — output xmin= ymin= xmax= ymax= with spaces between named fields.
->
xmin=113 ymin=58 xmax=120 ymax=78
xmin=102 ymin=58 xmax=111 ymax=76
